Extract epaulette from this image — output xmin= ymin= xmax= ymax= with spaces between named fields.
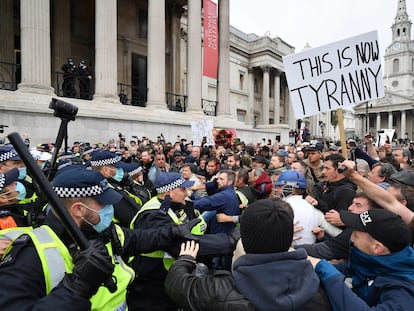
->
xmin=0 ymin=234 xmax=32 ymax=268
xmin=13 ymin=234 xmax=31 ymax=245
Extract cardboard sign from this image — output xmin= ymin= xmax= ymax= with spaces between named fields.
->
xmin=283 ymin=31 xmax=384 ymax=119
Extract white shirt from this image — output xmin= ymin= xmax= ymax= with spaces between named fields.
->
xmin=284 ymin=195 xmax=342 ymax=246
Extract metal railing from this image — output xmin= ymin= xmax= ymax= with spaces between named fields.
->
xmin=118 ymin=83 xmax=147 ymax=106
xmin=202 ymin=99 xmax=217 ymax=116
xmin=0 ymin=61 xmax=20 ymax=91
xmin=166 ymin=92 xmax=187 ymax=112
xmin=53 ymin=71 xmax=94 ymax=100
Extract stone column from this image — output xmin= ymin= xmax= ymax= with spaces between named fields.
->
xmin=217 ymin=0 xmax=231 ymax=117
xmin=247 ymin=68 xmax=255 ymax=125
xmin=376 ymin=113 xmax=381 ymax=132
xmin=94 ymin=0 xmax=118 ymax=101
xmin=273 ymin=71 xmax=280 ymax=125
xmin=171 ymin=4 xmax=182 ymax=94
xmin=388 ymin=112 xmax=393 ymax=129
xmin=261 ymin=66 xmax=270 ymax=125
xmin=186 ymin=0 xmax=202 ymax=113
xmin=147 ymin=0 xmax=166 ymax=108
xmin=18 ymin=0 xmax=54 ymax=94
xmin=401 ymin=110 xmax=406 ymax=138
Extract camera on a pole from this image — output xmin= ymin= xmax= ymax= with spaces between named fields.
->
xmin=49 ymin=98 xmax=79 ymax=121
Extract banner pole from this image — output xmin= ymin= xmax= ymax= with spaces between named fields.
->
xmin=337 ymin=108 xmax=348 ymax=159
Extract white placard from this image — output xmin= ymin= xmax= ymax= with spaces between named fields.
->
xmin=191 ymin=120 xmax=215 ymax=146
xmin=377 ymin=129 xmax=395 ymax=146
xmin=283 ymin=31 xmax=384 ymax=119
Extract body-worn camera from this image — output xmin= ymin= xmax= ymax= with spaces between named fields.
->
xmin=49 ymin=98 xmax=78 ymax=121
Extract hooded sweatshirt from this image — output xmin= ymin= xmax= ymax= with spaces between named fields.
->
xmin=232 ymin=248 xmax=321 ymax=311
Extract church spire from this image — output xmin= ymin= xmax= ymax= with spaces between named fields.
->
xmin=392 ymin=0 xmax=412 ymax=42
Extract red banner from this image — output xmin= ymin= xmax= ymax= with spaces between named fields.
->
xmin=203 ymin=0 xmax=218 ymax=79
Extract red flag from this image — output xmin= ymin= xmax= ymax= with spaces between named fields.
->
xmin=203 ymin=0 xmax=218 ymax=79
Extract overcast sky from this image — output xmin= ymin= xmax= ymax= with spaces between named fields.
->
xmin=229 ymin=0 xmax=414 ymax=57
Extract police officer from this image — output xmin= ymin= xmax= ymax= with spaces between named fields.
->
xmin=0 ymin=167 xmax=199 ymax=310
xmin=90 ymin=150 xmax=142 ymax=227
xmin=128 ymin=172 xmax=240 ymax=311
xmin=0 ymin=168 xmax=22 ymax=230
xmin=0 ymin=168 xmax=30 ymax=255
xmin=0 ymin=146 xmax=44 ymax=226
xmin=78 ymin=60 xmax=92 ymax=99
xmin=61 ymin=57 xmax=76 ymax=97
xmin=121 ymin=162 xmax=152 ymax=205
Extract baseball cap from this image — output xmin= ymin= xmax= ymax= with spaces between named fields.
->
xmin=53 ymin=167 xmax=122 ymax=205
xmin=277 ymin=150 xmax=288 ymax=157
xmin=155 ymin=172 xmax=194 ymax=194
xmin=340 ymin=209 xmax=411 ymax=252
xmin=173 ymin=150 xmax=182 ymax=157
xmin=253 ymin=155 xmax=268 ymax=165
xmin=304 ymin=144 xmax=320 ymax=152
xmin=329 ymin=144 xmax=339 ymax=151
xmin=275 ymin=170 xmax=307 ymax=189
xmin=389 ymin=170 xmax=414 ymax=187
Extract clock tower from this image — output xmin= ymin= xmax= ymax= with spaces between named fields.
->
xmin=384 ymin=0 xmax=414 ymax=94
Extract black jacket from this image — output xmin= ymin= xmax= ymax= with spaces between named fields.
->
xmin=296 ymin=228 xmax=353 ymax=260
xmin=312 ymin=177 xmax=356 ymax=213
xmin=165 ymin=250 xmax=331 ymax=311
xmin=108 ymin=179 xmax=142 ymax=227
xmin=165 ymin=255 xmax=255 ymax=311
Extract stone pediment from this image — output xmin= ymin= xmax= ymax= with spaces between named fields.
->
xmin=354 ymin=91 xmax=414 ymax=114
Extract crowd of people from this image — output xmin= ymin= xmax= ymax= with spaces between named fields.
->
xmin=1 ymin=132 xmax=414 ymax=310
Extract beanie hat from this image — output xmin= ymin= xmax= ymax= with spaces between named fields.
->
xmin=241 ymin=199 xmax=293 ymax=254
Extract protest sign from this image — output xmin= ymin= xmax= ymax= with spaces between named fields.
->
xmin=283 ymin=31 xmax=384 ymax=119
xmin=377 ymin=129 xmax=395 ymax=146
xmin=191 ymin=120 xmax=215 ymax=146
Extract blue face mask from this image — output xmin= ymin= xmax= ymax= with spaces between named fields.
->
xmin=113 ymin=167 xmax=124 ymax=182
xmin=82 ymin=203 xmax=114 ymax=233
xmin=15 ymin=182 xmax=27 ymax=201
xmin=18 ymin=167 xmax=27 ymax=180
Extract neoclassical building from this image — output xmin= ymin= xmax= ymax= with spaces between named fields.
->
xmin=354 ymin=0 xmax=414 ymax=141
xmin=0 ymin=0 xmax=296 ymax=145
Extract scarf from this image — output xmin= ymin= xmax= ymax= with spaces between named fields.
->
xmin=350 ymin=245 xmax=414 ymax=300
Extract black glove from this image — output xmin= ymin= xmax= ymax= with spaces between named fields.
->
xmin=171 ymin=218 xmax=201 ymax=241
xmin=61 ymin=240 xmax=115 ymax=299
